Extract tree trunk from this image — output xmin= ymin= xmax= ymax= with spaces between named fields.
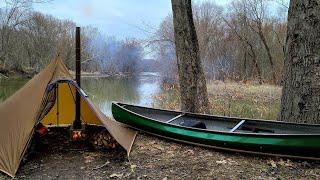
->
xmin=257 ymin=27 xmax=277 ymax=84
xmin=243 ymin=50 xmax=247 ymax=81
xmin=171 ymin=0 xmax=210 ymax=113
xmin=279 ymin=0 xmax=320 ymax=124
xmin=248 ymin=44 xmax=263 ymax=84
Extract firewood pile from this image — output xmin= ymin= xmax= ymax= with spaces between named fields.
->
xmin=90 ymin=129 xmax=120 ymax=149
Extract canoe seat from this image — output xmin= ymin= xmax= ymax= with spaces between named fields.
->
xmin=180 ymin=119 xmax=206 ymax=129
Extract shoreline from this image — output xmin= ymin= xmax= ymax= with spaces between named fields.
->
xmin=0 ymin=71 xmax=136 ymax=79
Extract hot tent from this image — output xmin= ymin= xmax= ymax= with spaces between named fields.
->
xmin=0 ymin=57 xmax=137 ymax=177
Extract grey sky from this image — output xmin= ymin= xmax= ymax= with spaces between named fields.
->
xmin=32 ymin=0 xmax=232 ymax=39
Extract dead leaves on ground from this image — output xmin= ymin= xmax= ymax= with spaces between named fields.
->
xmin=267 ymin=159 xmax=295 ymax=169
xmin=108 ymin=165 xmax=138 ymax=178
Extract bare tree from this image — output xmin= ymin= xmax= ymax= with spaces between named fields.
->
xmin=150 ymin=0 xmax=287 ymax=84
xmin=224 ymin=11 xmax=263 ymax=83
xmin=0 ymin=0 xmax=32 ymax=69
xmin=245 ymin=0 xmax=277 ymax=84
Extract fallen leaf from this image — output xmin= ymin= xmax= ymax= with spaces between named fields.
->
xmin=268 ymin=160 xmax=277 ymax=168
xmin=84 ymin=156 xmax=94 ymax=163
xmin=110 ymin=173 xmax=124 ymax=178
xmin=167 ymin=150 xmax=175 ymax=154
xmin=130 ymin=164 xmax=137 ymax=172
xmin=279 ymin=159 xmax=294 ymax=167
xmin=216 ymin=160 xmax=227 ymax=164
xmin=155 ymin=145 xmax=164 ymax=150
xmin=186 ymin=149 xmax=194 ymax=155
xmin=145 ymin=164 xmax=155 ymax=169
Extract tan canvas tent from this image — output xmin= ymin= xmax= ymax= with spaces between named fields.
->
xmin=0 ymin=57 xmax=137 ymax=177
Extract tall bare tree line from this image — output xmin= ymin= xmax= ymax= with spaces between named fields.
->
xmin=0 ymin=0 xmax=143 ymax=76
xmin=150 ymin=0 xmax=288 ymax=84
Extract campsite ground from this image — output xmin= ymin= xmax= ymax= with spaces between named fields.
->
xmin=1 ymin=81 xmax=320 ymax=179
xmin=1 ymin=131 xmax=319 ymax=179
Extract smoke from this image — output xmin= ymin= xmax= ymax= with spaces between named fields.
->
xmin=85 ymin=34 xmax=143 ymax=74
xmin=79 ymin=1 xmax=93 ymax=18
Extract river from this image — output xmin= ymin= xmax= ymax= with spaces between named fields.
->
xmin=0 ymin=72 xmax=162 ymax=116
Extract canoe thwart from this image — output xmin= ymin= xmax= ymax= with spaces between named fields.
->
xmin=230 ymin=120 xmax=246 ymax=132
xmin=166 ymin=113 xmax=185 ymax=123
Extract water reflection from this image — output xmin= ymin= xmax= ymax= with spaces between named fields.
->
xmin=0 ymin=72 xmax=161 ymax=116
xmin=0 ymin=78 xmax=29 ymax=102
xmin=82 ymin=72 xmax=161 ymax=116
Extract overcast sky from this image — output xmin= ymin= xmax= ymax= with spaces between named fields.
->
xmin=32 ymin=0 xmax=232 ymax=39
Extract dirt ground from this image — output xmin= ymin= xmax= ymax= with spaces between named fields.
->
xmin=1 ymin=126 xmax=320 ymax=180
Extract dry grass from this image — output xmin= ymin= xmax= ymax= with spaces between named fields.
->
xmin=153 ymin=80 xmax=282 ymax=120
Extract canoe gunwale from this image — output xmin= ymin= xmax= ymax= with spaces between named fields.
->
xmin=112 ymin=102 xmax=320 ymax=136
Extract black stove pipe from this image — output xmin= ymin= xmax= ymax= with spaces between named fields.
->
xmin=73 ymin=27 xmax=82 ymax=129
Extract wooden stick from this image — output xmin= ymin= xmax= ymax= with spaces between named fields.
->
xmin=92 ymin=161 xmax=110 ymax=170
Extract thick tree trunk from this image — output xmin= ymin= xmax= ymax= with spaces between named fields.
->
xmin=171 ymin=0 xmax=210 ymax=113
xmin=279 ymin=0 xmax=320 ymax=124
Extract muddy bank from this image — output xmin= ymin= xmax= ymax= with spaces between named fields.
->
xmin=0 ymin=69 xmax=133 ymax=79
xmin=0 ymin=69 xmax=35 ymax=79
xmin=69 ymin=71 xmax=133 ymax=78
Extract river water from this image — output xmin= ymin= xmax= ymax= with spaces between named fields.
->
xmin=0 ymin=72 xmax=162 ymax=116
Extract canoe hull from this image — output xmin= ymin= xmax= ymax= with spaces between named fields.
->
xmin=112 ymin=102 xmax=320 ymax=160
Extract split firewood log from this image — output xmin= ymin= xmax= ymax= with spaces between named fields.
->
xmin=90 ymin=129 xmax=120 ymax=149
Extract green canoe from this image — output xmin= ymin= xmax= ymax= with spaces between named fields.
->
xmin=112 ymin=102 xmax=320 ymax=160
